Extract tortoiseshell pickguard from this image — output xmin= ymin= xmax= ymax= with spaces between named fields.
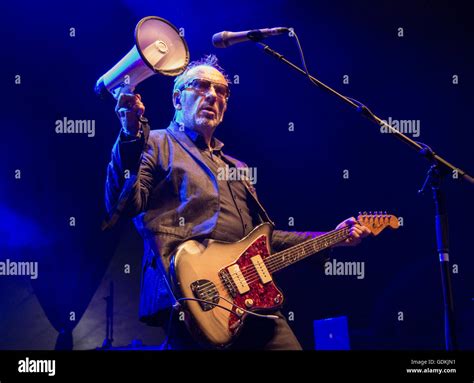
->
xmin=226 ymin=235 xmax=284 ymax=334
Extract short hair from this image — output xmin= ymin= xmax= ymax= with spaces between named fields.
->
xmin=173 ymin=54 xmax=231 ymax=94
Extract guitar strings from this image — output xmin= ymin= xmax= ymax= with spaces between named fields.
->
xmin=261 ymin=215 xmax=392 ymax=276
xmin=195 ymin=227 xmax=350 ymax=295
xmin=234 ymin=228 xmax=349 ymax=286
xmin=192 ymin=216 xmax=392 ymax=312
xmin=233 ymin=227 xmax=349 ymax=281
xmin=194 ymin=227 xmax=351 ymax=296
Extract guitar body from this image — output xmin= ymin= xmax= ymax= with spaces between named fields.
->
xmin=169 ymin=212 xmax=399 ymax=348
xmin=170 ymin=223 xmax=284 ymax=348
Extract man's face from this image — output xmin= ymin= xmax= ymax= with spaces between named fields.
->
xmin=174 ymin=65 xmax=229 ymax=133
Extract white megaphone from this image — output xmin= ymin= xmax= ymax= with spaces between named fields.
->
xmin=95 ymin=16 xmax=190 ymax=99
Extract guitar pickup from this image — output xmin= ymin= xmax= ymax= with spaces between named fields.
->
xmin=251 ymin=255 xmax=272 ymax=284
xmin=227 ymin=264 xmax=250 ymax=294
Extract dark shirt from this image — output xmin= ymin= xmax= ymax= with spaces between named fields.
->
xmin=184 ymin=128 xmax=254 ymax=242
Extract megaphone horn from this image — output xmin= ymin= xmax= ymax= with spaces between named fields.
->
xmin=95 ymin=16 xmax=190 ymax=99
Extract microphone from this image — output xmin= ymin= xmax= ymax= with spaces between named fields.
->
xmin=212 ymin=27 xmax=289 ymax=48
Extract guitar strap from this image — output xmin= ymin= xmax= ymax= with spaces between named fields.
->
xmin=218 ymin=153 xmax=275 ymax=227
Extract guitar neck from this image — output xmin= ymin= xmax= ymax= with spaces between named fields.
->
xmin=267 ymin=227 xmax=351 ymax=273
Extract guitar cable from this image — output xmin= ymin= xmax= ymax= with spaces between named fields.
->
xmin=177 ymin=296 xmax=280 ymax=320
xmin=160 ymin=297 xmax=279 ymax=349
xmin=160 ymin=306 xmax=175 ymax=350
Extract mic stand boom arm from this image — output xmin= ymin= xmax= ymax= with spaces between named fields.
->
xmin=256 ymin=41 xmax=473 ymax=184
xmin=255 ymin=40 xmax=474 ymax=351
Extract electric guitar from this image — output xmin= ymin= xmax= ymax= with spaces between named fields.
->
xmin=170 ymin=212 xmax=399 ymax=348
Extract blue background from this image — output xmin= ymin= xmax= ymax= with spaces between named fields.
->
xmin=1 ymin=0 xmax=473 ymax=350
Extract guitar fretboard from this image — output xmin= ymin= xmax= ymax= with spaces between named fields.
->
xmin=266 ymin=227 xmax=351 ymax=273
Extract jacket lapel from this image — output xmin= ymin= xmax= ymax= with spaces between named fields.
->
xmin=166 ymin=123 xmax=218 ymax=188
xmin=167 ymin=122 xmax=275 ymax=227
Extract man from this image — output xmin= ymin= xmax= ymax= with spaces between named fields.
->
xmin=104 ymin=55 xmax=370 ymax=350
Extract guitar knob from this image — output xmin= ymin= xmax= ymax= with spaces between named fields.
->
xmin=274 ymin=295 xmax=281 ymax=304
xmin=245 ymin=299 xmax=254 ymax=308
xmin=236 ymin=308 xmax=244 ymax=316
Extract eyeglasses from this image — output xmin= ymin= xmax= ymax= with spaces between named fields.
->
xmin=179 ymin=78 xmax=230 ymax=100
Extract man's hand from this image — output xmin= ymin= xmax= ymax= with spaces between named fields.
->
xmin=115 ymin=93 xmax=145 ymax=136
xmin=334 ymin=217 xmax=371 ymax=247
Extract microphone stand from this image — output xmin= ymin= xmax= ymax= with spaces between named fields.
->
xmin=254 ymin=41 xmax=474 ymax=350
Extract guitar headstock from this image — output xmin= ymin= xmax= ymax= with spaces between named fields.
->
xmin=357 ymin=211 xmax=400 ymax=236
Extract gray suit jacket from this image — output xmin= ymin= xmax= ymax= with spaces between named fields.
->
xmin=104 ymin=120 xmax=323 ymax=325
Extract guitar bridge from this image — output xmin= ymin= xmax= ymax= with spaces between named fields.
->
xmin=190 ymin=280 xmax=219 ymax=311
xmin=219 ymin=269 xmax=237 ymax=297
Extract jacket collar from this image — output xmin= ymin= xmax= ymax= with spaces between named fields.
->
xmin=167 ymin=121 xmax=224 ymax=158
xmin=183 ymin=126 xmax=225 ymax=153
